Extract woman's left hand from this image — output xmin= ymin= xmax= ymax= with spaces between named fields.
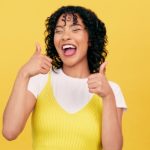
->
xmin=87 ymin=62 xmax=114 ymax=98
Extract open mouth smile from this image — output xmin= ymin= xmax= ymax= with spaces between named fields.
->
xmin=62 ymin=44 xmax=77 ymax=56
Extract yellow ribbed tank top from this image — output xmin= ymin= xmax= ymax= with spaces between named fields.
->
xmin=31 ymin=73 xmax=103 ymax=150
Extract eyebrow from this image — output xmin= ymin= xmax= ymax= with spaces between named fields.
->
xmin=55 ymin=24 xmax=83 ymax=29
xmin=70 ymin=24 xmax=82 ymax=27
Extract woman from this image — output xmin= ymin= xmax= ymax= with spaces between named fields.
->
xmin=3 ymin=6 xmax=127 ymax=150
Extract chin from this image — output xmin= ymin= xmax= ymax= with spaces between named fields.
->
xmin=63 ymin=62 xmax=77 ymax=68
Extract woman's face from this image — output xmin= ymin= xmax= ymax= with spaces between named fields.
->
xmin=54 ymin=13 xmax=89 ymax=68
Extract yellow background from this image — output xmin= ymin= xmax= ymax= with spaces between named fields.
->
xmin=0 ymin=0 xmax=150 ymax=149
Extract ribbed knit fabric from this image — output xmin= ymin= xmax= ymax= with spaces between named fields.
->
xmin=31 ymin=73 xmax=103 ymax=150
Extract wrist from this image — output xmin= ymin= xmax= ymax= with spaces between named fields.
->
xmin=102 ymin=92 xmax=115 ymax=101
xmin=102 ymin=93 xmax=116 ymax=109
xmin=18 ymin=65 xmax=31 ymax=80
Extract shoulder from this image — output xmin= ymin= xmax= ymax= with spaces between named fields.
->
xmin=29 ymin=73 xmax=49 ymax=84
xmin=108 ymin=80 xmax=127 ymax=110
xmin=108 ymin=80 xmax=121 ymax=91
xmin=27 ymin=72 xmax=49 ymax=98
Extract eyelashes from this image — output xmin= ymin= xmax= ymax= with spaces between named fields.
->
xmin=54 ymin=28 xmax=82 ymax=34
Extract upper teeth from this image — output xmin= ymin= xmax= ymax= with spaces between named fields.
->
xmin=62 ymin=44 xmax=76 ymax=50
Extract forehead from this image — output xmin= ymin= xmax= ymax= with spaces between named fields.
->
xmin=56 ymin=13 xmax=84 ymax=26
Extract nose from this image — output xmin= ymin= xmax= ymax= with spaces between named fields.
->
xmin=61 ymin=30 xmax=71 ymax=41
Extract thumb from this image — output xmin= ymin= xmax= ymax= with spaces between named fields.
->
xmin=35 ymin=42 xmax=41 ymax=54
xmin=99 ymin=61 xmax=107 ymax=75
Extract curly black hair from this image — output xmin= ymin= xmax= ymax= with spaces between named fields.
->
xmin=45 ymin=6 xmax=108 ymax=73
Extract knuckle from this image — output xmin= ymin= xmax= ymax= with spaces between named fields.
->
xmin=89 ymin=89 xmax=92 ymax=93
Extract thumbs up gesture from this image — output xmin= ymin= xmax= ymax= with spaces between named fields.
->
xmin=20 ymin=42 xmax=52 ymax=78
xmin=87 ymin=62 xmax=113 ymax=98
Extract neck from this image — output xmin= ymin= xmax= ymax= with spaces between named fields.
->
xmin=62 ymin=63 xmax=90 ymax=79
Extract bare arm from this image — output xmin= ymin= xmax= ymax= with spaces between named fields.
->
xmin=102 ymin=95 xmax=123 ymax=150
xmin=2 ymin=69 xmax=36 ymax=140
xmin=88 ymin=62 xmax=124 ymax=150
xmin=2 ymin=43 xmax=52 ymax=140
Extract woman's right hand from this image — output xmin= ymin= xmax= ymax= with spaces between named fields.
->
xmin=20 ymin=42 xmax=52 ymax=78
xmin=2 ymin=42 xmax=51 ymax=140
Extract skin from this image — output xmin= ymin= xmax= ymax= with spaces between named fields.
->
xmin=2 ymin=44 xmax=52 ymax=140
xmin=54 ymin=14 xmax=123 ymax=150
xmin=3 ymin=13 xmax=123 ymax=150
xmin=54 ymin=14 xmax=90 ymax=78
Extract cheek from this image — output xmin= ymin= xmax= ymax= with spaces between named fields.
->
xmin=80 ymin=34 xmax=89 ymax=49
xmin=53 ymin=36 xmax=57 ymax=48
xmin=54 ymin=36 xmax=62 ymax=56
xmin=54 ymin=35 xmax=61 ymax=48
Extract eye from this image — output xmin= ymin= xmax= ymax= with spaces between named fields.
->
xmin=55 ymin=30 xmax=63 ymax=34
xmin=73 ymin=29 xmax=81 ymax=31
xmin=72 ymin=28 xmax=81 ymax=32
